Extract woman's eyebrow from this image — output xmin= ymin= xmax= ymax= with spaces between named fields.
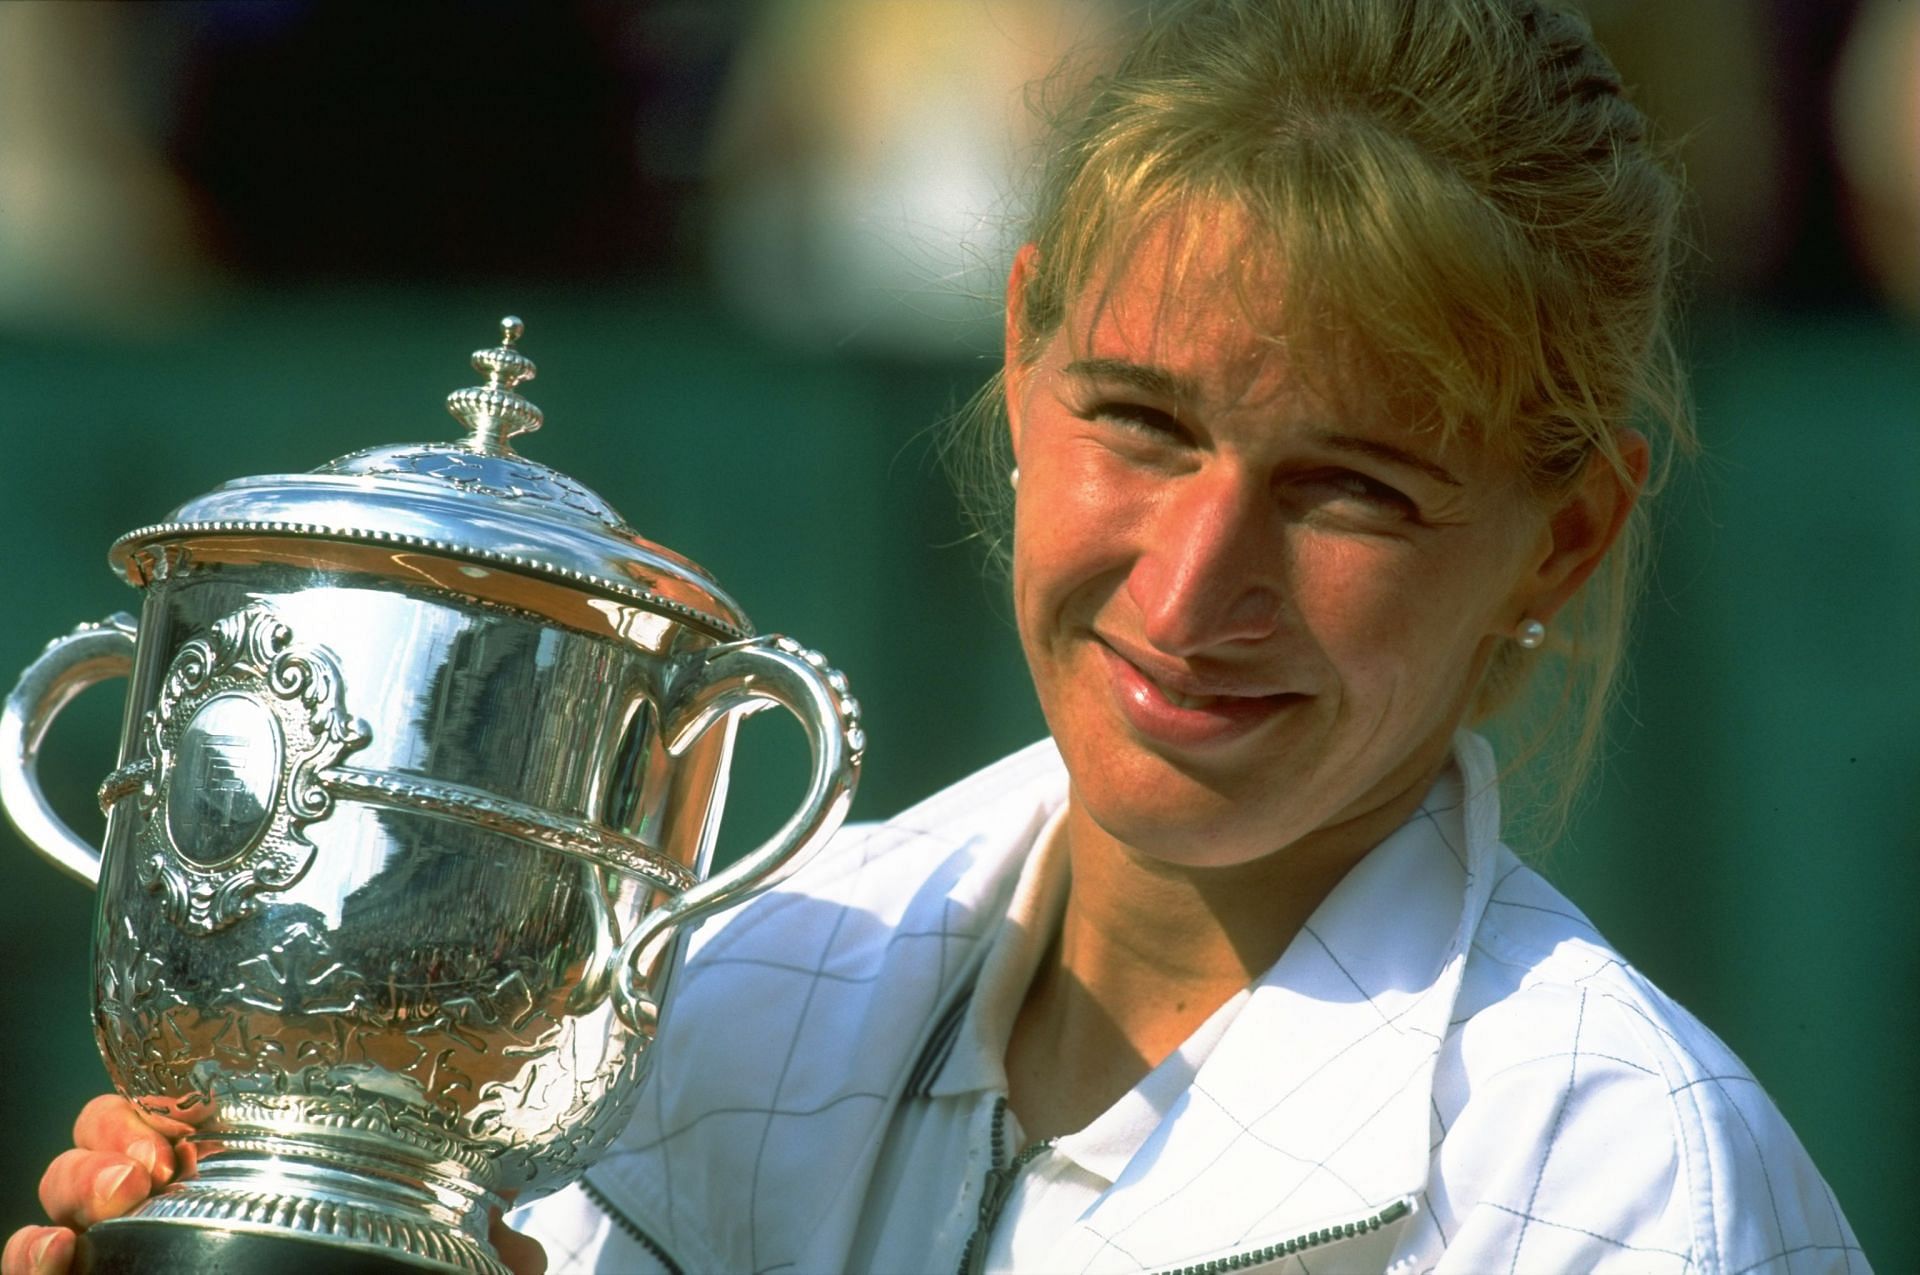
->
xmin=1061 ymin=358 xmax=1465 ymax=488
xmin=1312 ymin=430 xmax=1465 ymax=487
xmin=1061 ymin=357 xmax=1198 ymax=403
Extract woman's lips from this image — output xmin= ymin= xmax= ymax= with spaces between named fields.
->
xmin=1095 ymin=640 xmax=1301 ymax=748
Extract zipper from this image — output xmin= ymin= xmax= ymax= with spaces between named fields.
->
xmin=1149 ymin=1197 xmax=1415 ymax=1274
xmin=956 ymin=1096 xmax=1055 ymax=1275
xmin=578 ymin=1173 xmax=687 ymax=1275
xmin=953 ymin=1098 xmax=1411 ymax=1275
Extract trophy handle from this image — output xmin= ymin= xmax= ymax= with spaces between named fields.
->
xmin=613 ymin=635 xmax=863 ymax=1031
xmin=0 ymin=613 xmax=139 ymax=888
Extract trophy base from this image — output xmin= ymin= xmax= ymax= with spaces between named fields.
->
xmin=73 ymin=1219 xmax=494 ymax=1275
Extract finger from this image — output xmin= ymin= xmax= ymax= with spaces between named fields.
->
xmin=36 ymin=1150 xmax=152 ymax=1230
xmin=2 ymin=1226 xmax=74 ymax=1275
xmin=488 ymin=1212 xmax=547 ymax=1275
xmin=71 ymin=1097 xmax=180 ymax=1188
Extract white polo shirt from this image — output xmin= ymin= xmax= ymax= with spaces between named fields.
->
xmin=512 ymin=737 xmax=1860 ymax=1272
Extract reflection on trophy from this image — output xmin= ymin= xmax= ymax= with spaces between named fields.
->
xmin=0 ymin=319 xmax=863 ymax=1274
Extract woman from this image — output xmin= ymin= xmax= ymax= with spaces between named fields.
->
xmin=5 ymin=1 xmax=1861 ymax=1271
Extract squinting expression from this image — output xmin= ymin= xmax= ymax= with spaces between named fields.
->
xmin=1006 ymin=213 xmax=1557 ymax=869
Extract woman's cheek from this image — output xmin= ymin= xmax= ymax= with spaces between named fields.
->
xmin=1038 ymin=463 xmax=1150 ymax=562
xmin=1287 ymin=536 xmax=1414 ymax=633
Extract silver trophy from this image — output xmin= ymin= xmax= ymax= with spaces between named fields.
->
xmin=0 ymin=318 xmax=863 ymax=1273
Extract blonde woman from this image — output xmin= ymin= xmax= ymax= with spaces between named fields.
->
xmin=7 ymin=2 xmax=1859 ymax=1271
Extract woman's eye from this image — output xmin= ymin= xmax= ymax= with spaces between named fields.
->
xmin=1088 ymin=401 xmax=1185 ymax=440
xmin=1302 ymin=471 xmax=1418 ymax=520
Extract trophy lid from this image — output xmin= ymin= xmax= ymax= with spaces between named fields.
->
xmin=110 ymin=317 xmax=752 ymax=640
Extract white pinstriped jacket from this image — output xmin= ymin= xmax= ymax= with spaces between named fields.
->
xmin=515 ymin=735 xmax=1864 ymax=1273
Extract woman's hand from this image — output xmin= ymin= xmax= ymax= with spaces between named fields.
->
xmin=1 ymin=1094 xmax=546 ymax=1275
xmin=2 ymin=1094 xmax=189 ymax=1275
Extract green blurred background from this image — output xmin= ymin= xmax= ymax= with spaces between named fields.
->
xmin=2 ymin=1 xmax=1915 ymax=1268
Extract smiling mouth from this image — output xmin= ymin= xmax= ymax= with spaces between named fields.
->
xmin=1158 ymin=685 xmax=1260 ymax=710
xmin=1098 ymin=636 xmax=1291 ymax=701
xmin=1094 ymin=638 xmax=1302 ymax=745
xmin=1152 ymin=682 xmax=1301 ymax=714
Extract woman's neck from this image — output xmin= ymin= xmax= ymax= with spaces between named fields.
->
xmin=1004 ymin=772 xmax=1436 ymax=1145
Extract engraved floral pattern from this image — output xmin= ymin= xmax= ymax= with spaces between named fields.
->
xmin=94 ymin=913 xmax=199 ymax=1102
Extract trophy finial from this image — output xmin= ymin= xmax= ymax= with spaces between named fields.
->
xmin=448 ymin=316 xmax=543 ymax=454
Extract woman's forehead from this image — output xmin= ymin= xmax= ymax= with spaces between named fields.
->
xmin=1059 ymin=207 xmax=1352 ymax=405
xmin=1049 ymin=204 xmax=1509 ymax=474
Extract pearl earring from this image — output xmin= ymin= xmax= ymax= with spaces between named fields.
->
xmin=1009 ymin=467 xmax=1020 ymax=490
xmin=1516 ymin=619 xmax=1547 ymax=650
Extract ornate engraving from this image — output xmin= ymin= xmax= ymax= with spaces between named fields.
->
xmin=122 ymin=1187 xmax=501 ymax=1275
xmin=102 ymin=604 xmax=369 ymax=934
xmin=470 ymin=1015 xmax=643 ymax=1178
xmin=319 ymin=445 xmax=626 ymax=530
xmin=219 ymin=1091 xmax=494 ymax=1177
xmin=222 ymin=921 xmax=371 ymax=1019
xmin=95 ymin=913 xmax=201 ymax=1102
xmin=96 ymin=898 xmax=620 ymax=1166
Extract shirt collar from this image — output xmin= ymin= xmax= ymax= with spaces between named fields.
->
xmin=931 ymin=803 xmax=1071 ymax=1097
xmin=1054 ymin=981 xmax=1247 ymax=1183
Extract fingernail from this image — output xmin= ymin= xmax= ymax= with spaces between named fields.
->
xmin=95 ymin=1162 xmax=135 ymax=1199
xmin=130 ymin=1137 xmax=163 ymax=1180
xmin=29 ymin=1231 xmax=60 ymax=1272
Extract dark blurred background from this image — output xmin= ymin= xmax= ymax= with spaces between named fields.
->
xmin=1 ymin=1 xmax=1913 ymax=1267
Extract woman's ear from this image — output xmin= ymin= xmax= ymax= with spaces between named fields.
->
xmin=1004 ymin=243 xmax=1041 ymax=456
xmin=1525 ymin=430 xmax=1650 ymax=622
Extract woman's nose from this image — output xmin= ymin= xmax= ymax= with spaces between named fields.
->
xmin=1127 ymin=470 xmax=1283 ymax=653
